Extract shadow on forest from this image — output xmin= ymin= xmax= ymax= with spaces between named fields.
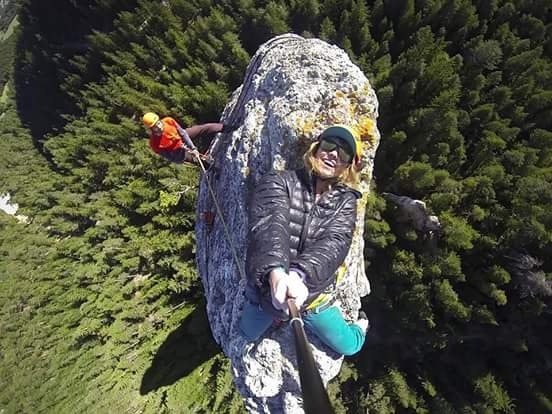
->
xmin=12 ymin=1 xmax=137 ymax=158
xmin=12 ymin=2 xmax=91 ymax=156
xmin=140 ymin=304 xmax=220 ymax=394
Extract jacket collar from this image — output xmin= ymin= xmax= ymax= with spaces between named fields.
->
xmin=297 ymin=168 xmax=361 ymax=199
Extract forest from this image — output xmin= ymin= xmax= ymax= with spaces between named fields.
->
xmin=0 ymin=0 xmax=550 ymax=412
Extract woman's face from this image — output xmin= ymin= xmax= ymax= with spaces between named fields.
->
xmin=314 ymin=139 xmax=352 ymax=179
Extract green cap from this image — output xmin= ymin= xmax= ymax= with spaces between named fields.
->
xmin=319 ymin=125 xmax=360 ymax=160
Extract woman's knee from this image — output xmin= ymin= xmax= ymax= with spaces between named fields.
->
xmin=304 ymin=307 xmax=366 ymax=355
xmin=327 ymin=328 xmax=365 ymax=355
xmin=331 ymin=332 xmax=365 ymax=356
xmin=239 ymin=317 xmax=263 ymax=341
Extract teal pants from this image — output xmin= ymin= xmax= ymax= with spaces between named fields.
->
xmin=239 ymin=300 xmax=366 ymax=356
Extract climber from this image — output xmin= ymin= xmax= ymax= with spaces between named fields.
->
xmin=239 ymin=124 xmax=369 ymax=356
xmin=142 ymin=112 xmax=236 ymax=164
xmin=382 ymin=192 xmax=441 ymax=237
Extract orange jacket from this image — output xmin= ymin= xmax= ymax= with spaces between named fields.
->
xmin=149 ymin=117 xmax=185 ymax=154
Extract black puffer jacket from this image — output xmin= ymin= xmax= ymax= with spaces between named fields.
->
xmin=246 ymin=168 xmax=361 ymax=310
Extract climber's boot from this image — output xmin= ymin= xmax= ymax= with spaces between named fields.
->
xmin=354 ymin=310 xmax=370 ymax=334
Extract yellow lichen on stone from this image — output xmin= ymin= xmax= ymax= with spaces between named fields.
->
xmin=296 ymin=117 xmax=319 ymax=138
xmin=351 ymin=116 xmax=377 ymax=147
xmin=294 ymin=83 xmax=378 ymax=151
xmin=334 ymin=90 xmax=347 ymax=99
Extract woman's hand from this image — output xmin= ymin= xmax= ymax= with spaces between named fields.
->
xmin=269 ymin=268 xmax=309 ymax=311
xmin=269 ymin=268 xmax=289 ymax=311
xmin=287 ymin=271 xmax=309 ymax=308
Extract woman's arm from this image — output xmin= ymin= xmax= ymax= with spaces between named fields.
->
xmin=246 ymin=171 xmax=292 ymax=288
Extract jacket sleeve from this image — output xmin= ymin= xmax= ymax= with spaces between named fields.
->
xmin=185 ymin=123 xmax=224 ymax=142
xmin=246 ymin=171 xmax=291 ymax=288
xmin=174 ymin=123 xmax=196 ymax=149
xmin=290 ymin=192 xmax=357 ymax=291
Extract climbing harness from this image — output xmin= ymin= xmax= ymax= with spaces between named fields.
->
xmin=304 ymin=264 xmax=347 ymax=312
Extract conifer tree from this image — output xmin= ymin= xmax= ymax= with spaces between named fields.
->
xmin=1 ymin=1 xmax=551 ymax=412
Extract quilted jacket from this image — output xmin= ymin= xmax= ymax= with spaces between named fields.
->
xmin=246 ymin=168 xmax=360 ymax=311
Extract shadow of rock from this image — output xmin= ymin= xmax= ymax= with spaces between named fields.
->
xmin=13 ymin=2 xmax=92 ymax=152
xmin=140 ymin=304 xmax=220 ymax=394
xmin=12 ymin=1 xmax=137 ymax=155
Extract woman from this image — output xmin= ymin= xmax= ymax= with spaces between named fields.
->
xmin=239 ymin=124 xmax=369 ymax=356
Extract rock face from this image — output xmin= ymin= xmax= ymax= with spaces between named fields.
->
xmin=195 ymin=34 xmax=380 ymax=412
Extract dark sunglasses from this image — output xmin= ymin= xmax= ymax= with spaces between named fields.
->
xmin=319 ymin=138 xmax=354 ymax=163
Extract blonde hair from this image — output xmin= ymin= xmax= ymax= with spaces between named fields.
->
xmin=303 ymin=142 xmax=361 ymax=189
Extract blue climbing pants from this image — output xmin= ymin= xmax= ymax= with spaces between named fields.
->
xmin=239 ymin=300 xmax=366 ymax=356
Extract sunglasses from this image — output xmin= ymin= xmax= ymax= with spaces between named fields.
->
xmin=319 ymin=138 xmax=354 ymax=164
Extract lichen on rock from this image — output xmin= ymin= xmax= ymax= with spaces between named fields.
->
xmin=195 ymin=34 xmax=381 ymax=412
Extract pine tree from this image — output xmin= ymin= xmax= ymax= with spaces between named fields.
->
xmin=2 ymin=1 xmax=551 ymax=412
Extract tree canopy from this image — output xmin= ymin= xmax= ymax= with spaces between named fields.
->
xmin=0 ymin=0 xmax=550 ymax=412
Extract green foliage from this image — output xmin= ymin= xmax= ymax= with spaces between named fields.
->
xmin=468 ymin=39 xmax=503 ymax=70
xmin=391 ymin=249 xmax=423 ymax=283
xmin=1 ymin=0 xmax=551 ymax=413
xmin=357 ymin=1 xmax=551 ymax=413
xmin=362 ymin=380 xmax=395 ymax=413
xmin=364 ymin=192 xmax=396 ymax=248
xmin=440 ymin=211 xmax=480 ymax=250
xmin=383 ymin=368 xmax=419 ymax=409
xmin=434 ymin=279 xmax=471 ymax=321
xmin=439 ymin=251 xmax=464 ymax=282
xmin=473 ymin=373 xmax=516 ymax=413
xmin=394 ymin=161 xmax=437 ymax=194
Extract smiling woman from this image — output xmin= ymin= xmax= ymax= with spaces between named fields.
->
xmin=239 ymin=124 xmax=369 ymax=356
xmin=319 ymin=139 xmax=353 ymax=164
xmin=305 ymin=124 xmax=363 ymax=194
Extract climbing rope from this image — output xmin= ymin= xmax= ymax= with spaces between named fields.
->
xmin=194 ymin=153 xmax=247 ymax=281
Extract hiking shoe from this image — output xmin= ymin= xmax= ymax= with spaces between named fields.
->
xmin=355 ymin=310 xmax=370 ymax=334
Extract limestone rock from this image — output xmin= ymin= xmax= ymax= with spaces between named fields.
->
xmin=195 ymin=34 xmax=380 ymax=412
xmin=382 ymin=192 xmax=441 ymax=234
